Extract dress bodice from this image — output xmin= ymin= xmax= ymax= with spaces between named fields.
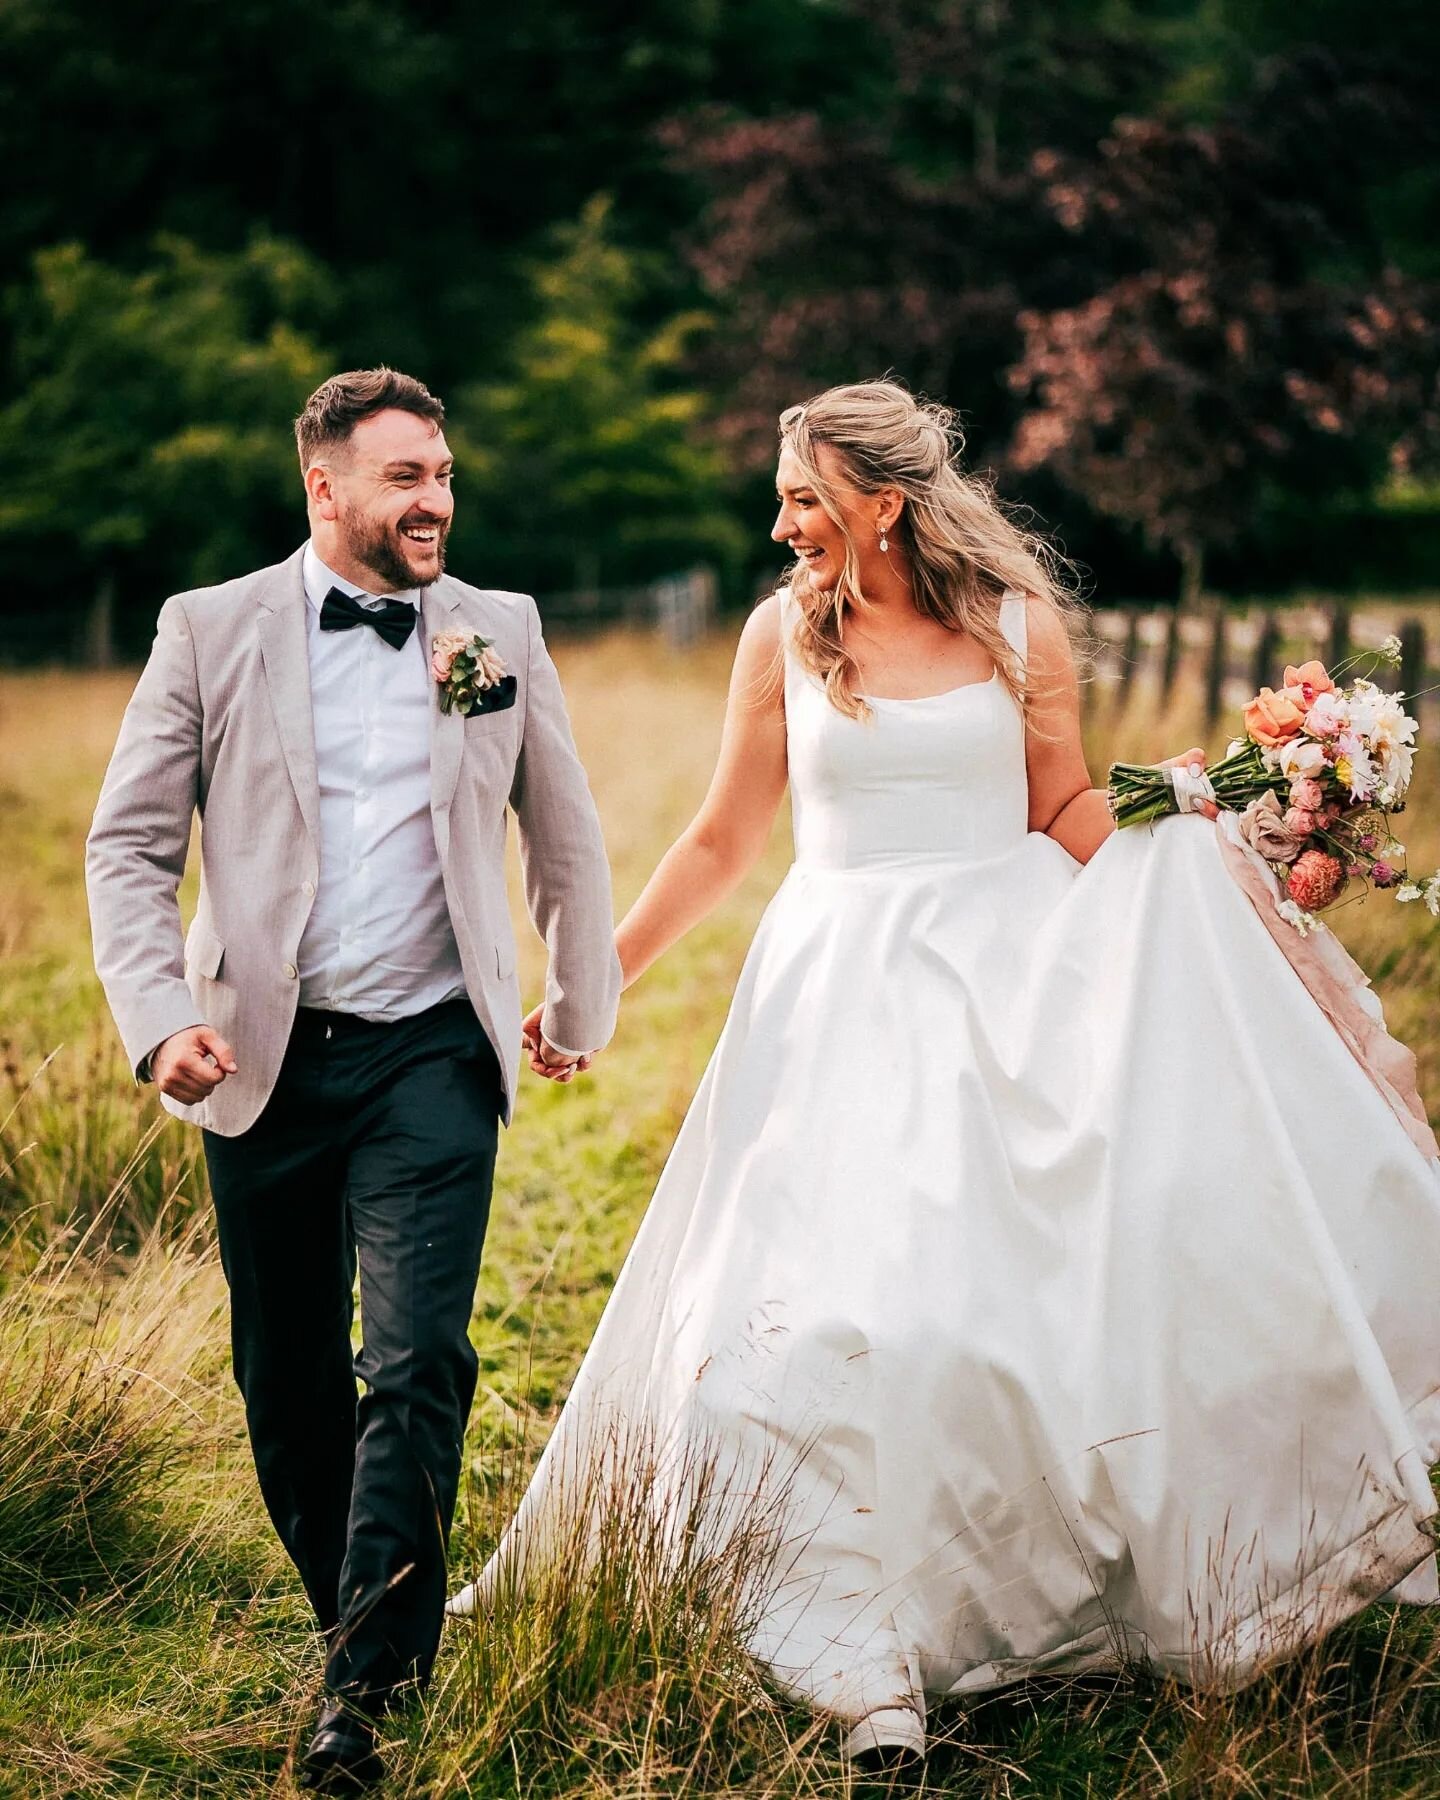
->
xmin=782 ymin=593 xmax=1030 ymax=870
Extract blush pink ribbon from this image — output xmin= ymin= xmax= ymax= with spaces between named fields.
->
xmin=1215 ymin=813 xmax=1438 ymax=1161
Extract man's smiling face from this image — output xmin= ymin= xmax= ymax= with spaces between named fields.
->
xmin=313 ymin=408 xmax=455 ymax=593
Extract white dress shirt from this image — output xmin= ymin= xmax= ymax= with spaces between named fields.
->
xmin=296 ymin=543 xmax=467 ymax=1020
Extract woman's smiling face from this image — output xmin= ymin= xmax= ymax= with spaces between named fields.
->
xmin=771 ymin=442 xmax=854 ymax=592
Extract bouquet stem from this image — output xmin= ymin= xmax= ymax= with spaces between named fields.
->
xmin=1107 ymin=740 xmax=1275 ymax=827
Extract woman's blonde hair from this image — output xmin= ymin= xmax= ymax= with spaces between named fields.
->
xmin=775 ymin=379 xmax=1081 ymax=720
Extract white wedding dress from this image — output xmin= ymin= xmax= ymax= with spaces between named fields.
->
xmin=453 ymin=595 xmax=1440 ymax=1748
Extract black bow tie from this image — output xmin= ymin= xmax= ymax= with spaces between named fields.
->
xmin=319 ymin=587 xmax=417 ymax=650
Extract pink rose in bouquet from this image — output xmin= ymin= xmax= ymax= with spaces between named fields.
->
xmin=1238 ymin=792 xmax=1307 ymax=863
xmin=1303 ymin=691 xmax=1349 ymax=738
xmin=1289 ymin=777 xmax=1325 ymax=812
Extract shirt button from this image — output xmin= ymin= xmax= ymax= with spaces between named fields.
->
xmin=283 ymin=962 xmax=297 ymax=979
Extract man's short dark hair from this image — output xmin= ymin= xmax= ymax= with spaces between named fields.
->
xmin=295 ymin=368 xmax=446 ymax=466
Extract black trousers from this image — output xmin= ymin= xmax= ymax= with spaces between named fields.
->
xmin=203 ymin=996 xmax=501 ymax=1704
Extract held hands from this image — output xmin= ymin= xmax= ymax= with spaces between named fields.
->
xmin=521 ymin=1002 xmax=595 ymax=1085
xmin=153 ymin=1024 xmax=237 ymax=1104
xmin=1158 ymin=746 xmax=1219 ymax=820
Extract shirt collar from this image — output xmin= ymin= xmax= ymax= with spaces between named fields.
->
xmin=303 ymin=542 xmax=420 ymax=615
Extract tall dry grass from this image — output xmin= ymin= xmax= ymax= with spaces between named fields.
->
xmin=0 ymin=608 xmax=1437 ymax=1794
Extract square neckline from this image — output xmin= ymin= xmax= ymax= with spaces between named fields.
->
xmin=861 ymin=668 xmax=1003 ymax=706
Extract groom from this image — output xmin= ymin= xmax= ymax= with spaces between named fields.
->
xmin=85 ymin=368 xmax=621 ymax=1789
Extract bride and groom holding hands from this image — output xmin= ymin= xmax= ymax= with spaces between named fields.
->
xmin=86 ymin=368 xmax=1440 ymax=1789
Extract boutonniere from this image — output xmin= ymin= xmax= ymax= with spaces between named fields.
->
xmin=431 ymin=631 xmax=508 ymax=715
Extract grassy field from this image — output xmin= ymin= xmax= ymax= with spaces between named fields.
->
xmin=1 ymin=607 xmax=1438 ymax=1798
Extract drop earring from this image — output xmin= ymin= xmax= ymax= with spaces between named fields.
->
xmin=879 ymin=525 xmax=890 ymax=554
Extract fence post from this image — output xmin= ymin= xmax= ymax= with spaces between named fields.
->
xmin=1251 ymin=607 xmax=1278 ymax=696
xmin=655 ymin=567 xmax=714 ymax=650
xmin=84 ymin=573 xmax=116 ymax=669
xmin=1326 ymin=599 xmax=1350 ymax=672
xmin=1160 ymin=608 xmax=1181 ymax=701
xmin=1399 ymin=618 xmax=1426 ymax=705
xmin=1120 ymin=606 xmax=1141 ymax=703
xmin=1203 ymin=601 xmax=1226 ymax=728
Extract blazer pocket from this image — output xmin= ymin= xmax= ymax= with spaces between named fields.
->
xmin=463 ymin=675 xmax=519 ymax=727
xmin=495 ymin=939 xmax=516 ymax=980
xmin=187 ymin=928 xmax=225 ymax=980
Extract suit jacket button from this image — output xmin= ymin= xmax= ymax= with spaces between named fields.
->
xmin=283 ymin=962 xmax=297 ymax=979
xmin=302 ymin=880 xmax=315 ymax=897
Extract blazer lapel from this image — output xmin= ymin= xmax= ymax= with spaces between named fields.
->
xmin=255 ymin=549 xmax=321 ymax=852
xmin=422 ymin=580 xmax=465 ymax=860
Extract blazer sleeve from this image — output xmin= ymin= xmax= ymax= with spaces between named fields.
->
xmin=508 ymin=595 xmax=622 ymax=1056
xmin=85 ymin=594 xmax=206 ymax=1080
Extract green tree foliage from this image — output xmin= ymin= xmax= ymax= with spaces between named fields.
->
xmin=0 ymin=237 xmax=333 ymax=652
xmin=0 ymin=0 xmax=853 ymax=392
xmin=1007 ymin=92 xmax=1440 ymax=604
xmin=668 ymin=1 xmax=1440 ymax=597
xmin=0 ymin=0 xmax=1437 ymax=641
xmin=450 ymin=198 xmax=745 ymax=593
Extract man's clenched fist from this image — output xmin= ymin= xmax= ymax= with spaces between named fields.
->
xmin=153 ymin=1024 xmax=238 ymax=1105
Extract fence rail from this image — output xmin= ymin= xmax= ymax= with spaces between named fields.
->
xmin=1084 ymin=599 xmax=1437 ymax=731
xmin=538 ymin=565 xmax=717 ymax=649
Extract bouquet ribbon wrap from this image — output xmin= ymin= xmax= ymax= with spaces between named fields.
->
xmin=1166 ymin=764 xmax=1217 ymax=814
xmin=1215 ymin=812 xmax=1439 ymax=1160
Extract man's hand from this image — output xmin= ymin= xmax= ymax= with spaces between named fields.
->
xmin=521 ymin=1002 xmax=594 ymax=1085
xmin=1158 ymin=745 xmax=1219 ymax=820
xmin=152 ymin=1025 xmax=238 ymax=1104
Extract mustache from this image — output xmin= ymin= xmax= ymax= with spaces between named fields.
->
xmin=398 ymin=514 xmax=450 ymax=532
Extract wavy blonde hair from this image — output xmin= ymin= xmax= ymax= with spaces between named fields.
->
xmin=776 ymin=380 xmax=1081 ymax=721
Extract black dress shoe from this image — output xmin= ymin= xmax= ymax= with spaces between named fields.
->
xmin=298 ymin=1696 xmax=385 ymax=1792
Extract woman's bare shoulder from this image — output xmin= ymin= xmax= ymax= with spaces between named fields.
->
xmin=731 ymin=590 xmax=788 ymax=712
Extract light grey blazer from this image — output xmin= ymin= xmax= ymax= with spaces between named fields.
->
xmin=85 ymin=546 xmax=621 ymax=1136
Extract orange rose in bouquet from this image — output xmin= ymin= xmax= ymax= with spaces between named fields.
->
xmin=1243 ymin=686 xmax=1307 ymax=747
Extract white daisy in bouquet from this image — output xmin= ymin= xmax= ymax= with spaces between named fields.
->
xmin=1108 ymin=639 xmax=1437 ymax=924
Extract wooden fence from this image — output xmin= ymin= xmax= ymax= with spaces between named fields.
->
xmin=539 ymin=565 xmax=717 ymax=649
xmin=1083 ymin=599 xmax=1437 ymax=732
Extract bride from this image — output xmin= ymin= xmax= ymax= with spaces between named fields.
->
xmin=451 ymin=380 xmax=1440 ymax=1762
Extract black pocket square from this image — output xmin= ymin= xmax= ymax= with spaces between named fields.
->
xmin=463 ymin=675 xmax=518 ymax=718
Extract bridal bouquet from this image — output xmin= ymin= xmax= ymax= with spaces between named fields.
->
xmin=1108 ymin=639 xmax=1440 ymax=928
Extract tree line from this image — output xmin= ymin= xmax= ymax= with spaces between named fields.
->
xmin=0 ymin=0 xmax=1436 ymax=658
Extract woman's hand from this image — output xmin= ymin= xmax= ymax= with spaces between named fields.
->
xmin=1158 ymin=747 xmax=1218 ymax=819
xmin=521 ymin=1001 xmax=594 ymax=1084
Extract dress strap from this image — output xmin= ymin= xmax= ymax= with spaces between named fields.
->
xmin=998 ymin=591 xmax=1027 ymax=684
xmin=775 ymin=585 xmax=801 ymax=669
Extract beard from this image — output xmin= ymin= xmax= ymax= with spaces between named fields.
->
xmin=339 ymin=506 xmax=449 ymax=593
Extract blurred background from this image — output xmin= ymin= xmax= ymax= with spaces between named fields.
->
xmin=0 ymin=0 xmax=1437 ymax=663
